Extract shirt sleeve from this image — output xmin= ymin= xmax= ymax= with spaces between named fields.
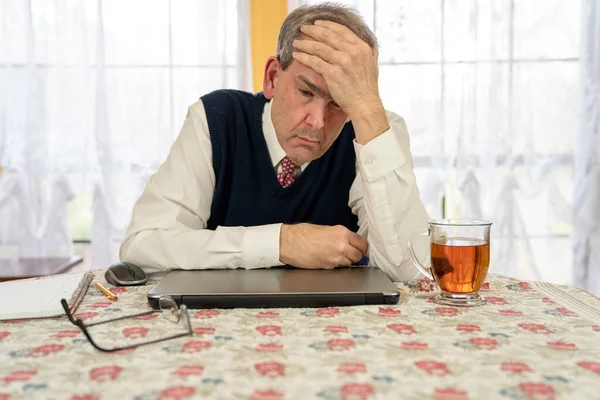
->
xmin=349 ymin=110 xmax=431 ymax=281
xmin=119 ymin=100 xmax=283 ymax=273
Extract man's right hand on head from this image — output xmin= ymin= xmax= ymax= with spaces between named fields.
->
xmin=279 ymin=223 xmax=368 ymax=269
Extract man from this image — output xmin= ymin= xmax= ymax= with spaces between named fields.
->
xmin=120 ymin=3 xmax=429 ymax=281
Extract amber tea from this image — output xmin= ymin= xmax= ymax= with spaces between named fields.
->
xmin=407 ymin=219 xmax=492 ymax=306
xmin=431 ymin=239 xmax=490 ymax=293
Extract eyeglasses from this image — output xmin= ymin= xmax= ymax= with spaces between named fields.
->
xmin=61 ymin=296 xmax=192 ymax=352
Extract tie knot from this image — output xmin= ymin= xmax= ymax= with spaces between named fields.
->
xmin=280 ymin=156 xmax=298 ymax=171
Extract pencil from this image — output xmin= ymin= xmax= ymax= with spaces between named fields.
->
xmin=95 ymin=282 xmax=118 ymax=301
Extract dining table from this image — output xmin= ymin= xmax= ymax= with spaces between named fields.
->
xmin=1 ymin=270 xmax=599 ymax=399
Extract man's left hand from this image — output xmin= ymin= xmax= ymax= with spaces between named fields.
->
xmin=292 ymin=20 xmax=389 ymax=142
xmin=293 ymin=21 xmax=381 ymax=119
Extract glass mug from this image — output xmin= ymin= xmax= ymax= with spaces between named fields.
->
xmin=407 ymin=219 xmax=492 ymax=307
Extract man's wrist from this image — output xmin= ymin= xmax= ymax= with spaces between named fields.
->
xmin=350 ymin=103 xmax=389 ymax=145
xmin=279 ymin=224 xmax=293 ymax=265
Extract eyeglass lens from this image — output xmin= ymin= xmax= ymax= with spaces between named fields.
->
xmin=159 ymin=295 xmax=180 ymax=323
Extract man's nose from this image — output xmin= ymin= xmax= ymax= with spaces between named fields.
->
xmin=306 ymin=103 xmax=325 ymax=131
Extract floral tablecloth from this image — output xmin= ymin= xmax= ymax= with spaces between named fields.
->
xmin=1 ymin=272 xmax=600 ymax=400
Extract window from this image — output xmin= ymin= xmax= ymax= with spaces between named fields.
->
xmin=299 ymin=0 xmax=580 ymax=285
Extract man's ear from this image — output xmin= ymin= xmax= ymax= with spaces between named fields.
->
xmin=263 ymin=57 xmax=281 ymax=99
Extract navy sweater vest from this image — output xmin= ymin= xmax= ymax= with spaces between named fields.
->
xmin=202 ymin=89 xmax=358 ymax=232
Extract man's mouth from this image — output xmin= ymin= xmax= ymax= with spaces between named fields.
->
xmin=297 ymin=136 xmax=319 ymax=147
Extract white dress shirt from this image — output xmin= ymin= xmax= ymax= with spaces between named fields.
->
xmin=119 ymin=99 xmax=430 ymax=281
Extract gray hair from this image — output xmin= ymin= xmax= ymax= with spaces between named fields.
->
xmin=276 ymin=2 xmax=378 ymax=70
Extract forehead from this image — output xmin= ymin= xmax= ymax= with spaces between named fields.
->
xmin=285 ymin=60 xmax=331 ymax=98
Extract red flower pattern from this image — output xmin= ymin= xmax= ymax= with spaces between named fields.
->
xmin=499 ymin=309 xmax=524 ymax=316
xmin=415 ymin=360 xmax=451 ymax=376
xmin=547 ymin=341 xmax=578 ymax=351
xmin=338 ymin=363 xmax=367 ymax=374
xmin=518 ymin=282 xmax=533 ymax=291
xmin=250 ymin=390 xmax=284 ymax=400
xmin=479 ymin=282 xmax=491 ymax=292
xmin=256 ymin=325 xmax=281 ymax=336
xmin=402 ymin=341 xmax=429 ymax=350
xmin=518 ymin=323 xmax=554 ymax=334
xmin=485 ymin=297 xmax=509 ymax=305
xmin=194 ymin=327 xmax=216 ymax=336
xmin=435 ymin=307 xmax=459 ymax=317
xmin=257 ymin=311 xmax=279 ymax=318
xmin=172 ymin=365 xmax=204 ymax=377
xmin=71 ymin=395 xmax=100 ymax=400
xmin=417 ymin=278 xmax=435 ymax=292
xmin=255 ymin=343 xmax=283 ymax=353
xmin=456 ymin=324 xmax=481 ymax=333
xmin=87 ymin=301 xmax=112 ymax=309
xmin=2 ymin=370 xmax=37 ymax=383
xmin=378 ymin=307 xmax=401 ymax=316
xmin=388 ymin=323 xmax=417 ymax=335
xmin=122 ymin=327 xmax=149 ymax=339
xmin=517 ymin=382 xmax=556 ymax=400
xmin=316 ymin=307 xmax=340 ymax=317
xmin=194 ymin=310 xmax=220 ymax=319
xmin=501 ymin=362 xmax=533 ymax=374
xmin=27 ymin=344 xmax=65 ymax=358
xmin=158 ymin=386 xmax=196 ymax=400
xmin=577 ymin=361 xmax=600 ymax=375
xmin=555 ymin=307 xmax=577 ymax=317
xmin=2 ymin=274 xmax=598 ymax=398
xmin=89 ymin=365 xmax=123 ymax=382
xmin=325 ymin=326 xmax=348 ymax=334
xmin=469 ymin=338 xmax=498 ymax=350
xmin=181 ymin=341 xmax=212 ymax=353
xmin=434 ymin=387 xmax=468 ymax=400
xmin=52 ymin=330 xmax=80 ymax=338
xmin=340 ymin=383 xmax=374 ymax=400
xmin=254 ymin=362 xmax=285 ymax=378
xmin=327 ymin=339 xmax=355 ymax=351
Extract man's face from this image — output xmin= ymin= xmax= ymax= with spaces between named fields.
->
xmin=268 ymin=59 xmax=349 ymax=165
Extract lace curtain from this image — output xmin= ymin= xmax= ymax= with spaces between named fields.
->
xmin=293 ymin=0 xmax=595 ymax=291
xmin=0 ymin=0 xmax=251 ymax=270
xmin=574 ymin=0 xmax=600 ymax=294
xmin=2 ymin=0 xmax=597 ymax=293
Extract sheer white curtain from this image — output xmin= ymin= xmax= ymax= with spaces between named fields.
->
xmin=574 ymin=0 xmax=600 ymax=294
xmin=293 ymin=0 xmax=590 ymax=290
xmin=0 ymin=0 xmax=251 ymax=271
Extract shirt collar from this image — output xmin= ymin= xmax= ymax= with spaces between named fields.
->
xmin=262 ymin=100 xmax=287 ymax=169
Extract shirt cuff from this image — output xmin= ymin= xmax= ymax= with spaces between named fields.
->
xmin=243 ymin=223 xmax=284 ymax=269
xmin=353 ymin=126 xmax=409 ymax=182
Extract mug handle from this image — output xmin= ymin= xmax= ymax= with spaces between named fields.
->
xmin=407 ymin=229 xmax=433 ymax=280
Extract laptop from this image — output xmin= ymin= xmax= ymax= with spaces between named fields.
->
xmin=147 ymin=266 xmax=399 ymax=309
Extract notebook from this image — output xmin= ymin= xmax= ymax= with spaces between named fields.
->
xmin=0 ymin=271 xmax=94 ymax=320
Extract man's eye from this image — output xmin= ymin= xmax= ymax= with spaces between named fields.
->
xmin=299 ymin=89 xmax=312 ymax=97
xmin=330 ymin=101 xmax=340 ymax=109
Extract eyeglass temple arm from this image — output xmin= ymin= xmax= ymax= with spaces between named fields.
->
xmin=78 ymin=322 xmax=192 ymax=353
xmin=61 ymin=298 xmax=78 ymax=325
xmin=61 ymin=297 xmax=155 ymax=327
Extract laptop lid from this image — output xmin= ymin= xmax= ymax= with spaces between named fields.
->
xmin=147 ymin=267 xmax=399 ymax=309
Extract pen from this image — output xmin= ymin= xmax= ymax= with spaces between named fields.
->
xmin=95 ymin=282 xmax=118 ymax=301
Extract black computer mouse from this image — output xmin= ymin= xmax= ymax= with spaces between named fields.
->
xmin=105 ymin=262 xmax=148 ymax=286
